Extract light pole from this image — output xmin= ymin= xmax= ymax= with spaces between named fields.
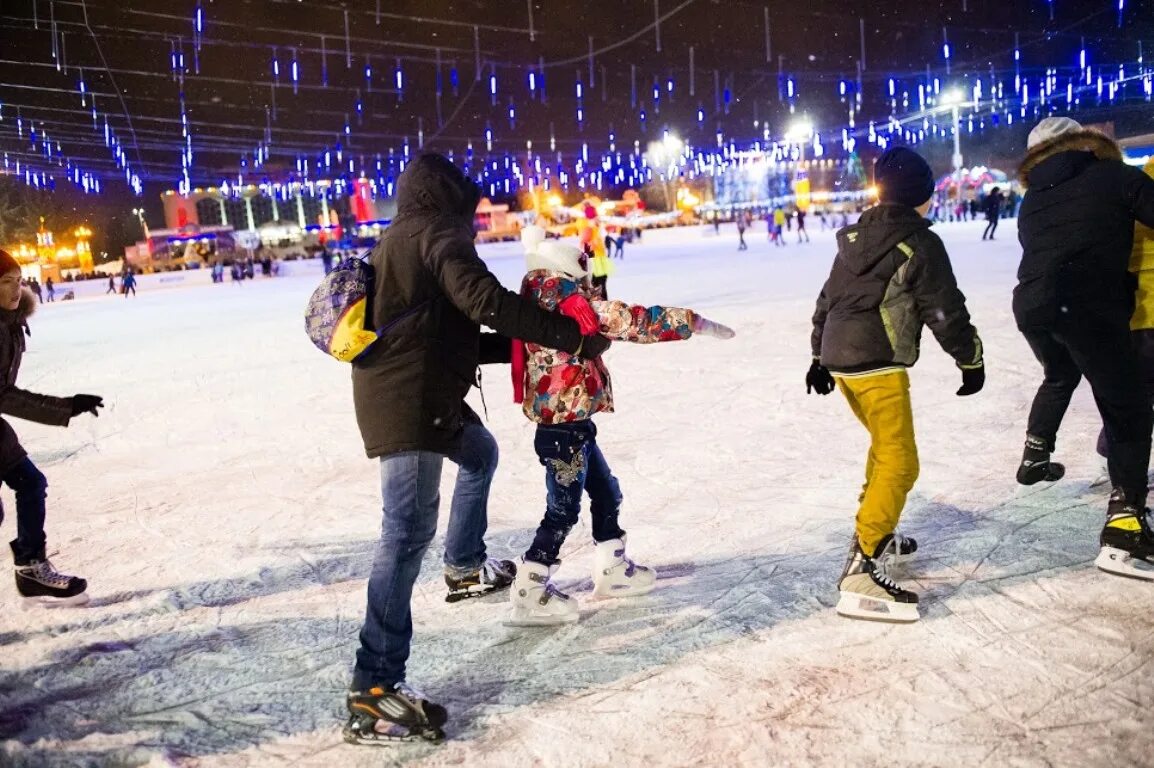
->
xmin=645 ymin=133 xmax=684 ymax=211
xmin=939 ymin=91 xmax=969 ymax=202
xmin=785 ymin=119 xmax=814 ymax=208
xmin=131 ymin=208 xmax=150 ymax=241
xmin=784 ymin=119 xmax=814 ymax=169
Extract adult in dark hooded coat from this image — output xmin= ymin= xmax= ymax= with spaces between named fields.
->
xmin=1012 ymin=117 xmax=1154 ymax=581
xmin=343 ymin=154 xmax=610 ymax=742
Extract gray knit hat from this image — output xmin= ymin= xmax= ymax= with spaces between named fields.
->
xmin=1027 ymin=117 xmax=1083 ymax=149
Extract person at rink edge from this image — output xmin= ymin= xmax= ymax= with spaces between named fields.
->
xmin=342 ymin=153 xmax=611 ymax=745
xmin=1011 ymin=118 xmax=1154 ymax=581
xmin=504 ymin=227 xmax=735 ymax=626
xmin=807 ymin=146 xmax=985 ymax=623
xmin=0 ymin=249 xmax=104 ymax=608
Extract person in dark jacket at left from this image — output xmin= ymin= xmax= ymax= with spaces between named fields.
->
xmin=0 ymin=249 xmax=103 ymax=607
xmin=343 ymin=154 xmax=610 ymax=744
xmin=808 ymin=147 xmax=984 ymax=624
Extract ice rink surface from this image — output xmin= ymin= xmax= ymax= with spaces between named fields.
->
xmin=2 ymin=218 xmax=1152 ymax=767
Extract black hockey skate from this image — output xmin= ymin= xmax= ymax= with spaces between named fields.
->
xmin=837 ymin=535 xmax=919 ymax=623
xmin=1096 ymin=488 xmax=1154 ymax=581
xmin=1016 ymin=435 xmax=1065 ymax=485
xmin=343 ymin=683 xmax=448 ymax=745
xmin=445 ymin=557 xmax=515 ymax=603
xmin=14 ymin=547 xmax=88 ymax=608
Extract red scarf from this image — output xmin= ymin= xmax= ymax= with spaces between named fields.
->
xmin=512 ymin=294 xmax=600 ymax=403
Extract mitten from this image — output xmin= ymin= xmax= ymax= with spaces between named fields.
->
xmin=71 ymin=394 xmax=104 ymax=417
xmin=576 ymin=334 xmax=611 ymax=360
xmin=692 ymin=314 xmax=736 ymax=339
xmin=956 ymin=365 xmax=985 ymax=396
xmin=806 ymin=359 xmax=835 ymax=395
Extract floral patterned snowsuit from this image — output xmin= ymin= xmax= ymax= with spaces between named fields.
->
xmin=516 ymin=269 xmax=696 ymax=565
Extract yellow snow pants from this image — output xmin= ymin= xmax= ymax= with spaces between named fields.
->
xmin=836 ymin=370 xmax=920 ymax=555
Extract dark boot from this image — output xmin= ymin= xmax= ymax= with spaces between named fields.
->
xmin=1016 ymin=434 xmax=1066 ymax=485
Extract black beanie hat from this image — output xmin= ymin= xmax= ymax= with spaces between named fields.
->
xmin=0 ymin=249 xmax=19 ymax=277
xmin=874 ymin=147 xmax=935 ymax=209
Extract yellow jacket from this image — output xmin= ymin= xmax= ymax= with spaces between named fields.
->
xmin=1131 ymin=158 xmax=1154 ymax=331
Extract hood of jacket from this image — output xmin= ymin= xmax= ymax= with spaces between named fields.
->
xmin=0 ymin=288 xmax=37 ymax=329
xmin=395 ymin=153 xmax=482 ymax=224
xmin=1018 ymin=129 xmax=1122 ymax=190
xmin=834 ymin=204 xmax=931 ymax=276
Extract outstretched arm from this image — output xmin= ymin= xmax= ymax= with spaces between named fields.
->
xmin=589 ymin=300 xmax=694 ymax=343
xmin=0 ymin=386 xmax=73 ymax=427
xmin=422 ymin=224 xmax=584 ymax=354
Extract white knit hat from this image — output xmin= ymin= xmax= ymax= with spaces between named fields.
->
xmin=526 ymin=240 xmax=588 ymax=278
xmin=1027 ymin=117 xmax=1084 ymax=149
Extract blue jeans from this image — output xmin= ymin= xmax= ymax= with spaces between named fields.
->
xmin=2 ymin=458 xmax=48 ymax=563
xmin=353 ymin=418 xmax=498 ymax=689
xmin=524 ymin=421 xmax=625 ymax=566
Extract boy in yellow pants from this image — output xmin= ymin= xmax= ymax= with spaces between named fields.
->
xmin=807 ymin=147 xmax=985 ymax=622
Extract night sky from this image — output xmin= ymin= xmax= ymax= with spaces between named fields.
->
xmin=0 ymin=0 xmax=1151 ymax=215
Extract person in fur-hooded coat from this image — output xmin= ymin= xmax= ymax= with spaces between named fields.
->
xmin=1012 ymin=119 xmax=1154 ymax=521
xmin=0 ymin=249 xmax=103 ymax=604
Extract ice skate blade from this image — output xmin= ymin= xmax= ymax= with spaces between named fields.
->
xmin=591 ymin=580 xmax=657 ymax=598
xmin=1095 ymin=547 xmax=1154 ymax=581
xmin=502 ymin=606 xmax=579 ymax=627
xmin=444 ymin=584 xmax=510 ymax=604
xmin=342 ymin=724 xmax=444 ymax=746
xmin=836 ymin=592 xmax=919 ymax=623
xmin=20 ymin=591 xmax=90 ymax=609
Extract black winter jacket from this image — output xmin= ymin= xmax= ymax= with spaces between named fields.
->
xmin=0 ymin=288 xmax=73 ymax=473
xmin=1014 ymin=130 xmax=1154 ymax=330
xmin=351 ymin=154 xmax=585 ymax=458
xmin=812 ymin=204 xmax=983 ymax=375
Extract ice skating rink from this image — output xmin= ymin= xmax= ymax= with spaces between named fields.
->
xmin=2 ymin=218 xmax=1152 ymax=767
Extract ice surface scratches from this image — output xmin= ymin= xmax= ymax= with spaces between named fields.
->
xmin=1 ymin=220 xmax=1153 ymax=767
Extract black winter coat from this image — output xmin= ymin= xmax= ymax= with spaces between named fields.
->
xmin=351 ymin=154 xmax=584 ymax=458
xmin=1014 ymin=130 xmax=1154 ymax=330
xmin=0 ymin=288 xmax=73 ymax=473
xmin=812 ymin=204 xmax=983 ymax=375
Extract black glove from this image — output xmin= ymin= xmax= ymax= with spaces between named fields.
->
xmin=806 ymin=359 xmax=836 ymax=395
xmin=956 ymin=366 xmax=985 ymax=396
xmin=71 ymin=394 xmax=104 ymax=417
xmin=576 ymin=334 xmax=611 ymax=360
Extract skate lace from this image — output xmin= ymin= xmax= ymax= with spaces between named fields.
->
xmin=481 ymin=557 xmax=512 ymax=583
xmin=869 ymin=555 xmax=901 ymax=594
xmin=24 ymin=558 xmax=72 ymax=589
xmin=392 ymin=682 xmax=425 ymax=702
xmin=615 ymin=548 xmax=637 ymax=577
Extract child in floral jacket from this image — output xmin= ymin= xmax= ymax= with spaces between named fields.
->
xmin=507 ymin=228 xmax=735 ymax=625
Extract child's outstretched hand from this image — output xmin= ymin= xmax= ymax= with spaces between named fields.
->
xmin=70 ymin=394 xmax=104 ymax=418
xmin=692 ymin=314 xmax=736 ymax=339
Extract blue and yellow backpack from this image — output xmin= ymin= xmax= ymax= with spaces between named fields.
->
xmin=305 ymin=255 xmax=425 ymax=363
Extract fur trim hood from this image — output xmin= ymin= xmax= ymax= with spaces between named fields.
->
xmin=0 ymin=288 xmax=38 ymax=329
xmin=1018 ymin=129 xmax=1122 ymax=188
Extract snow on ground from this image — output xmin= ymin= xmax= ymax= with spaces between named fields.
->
xmin=2 ymin=218 xmax=1153 ymax=768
